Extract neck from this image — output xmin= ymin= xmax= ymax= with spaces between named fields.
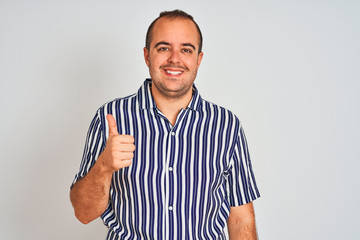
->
xmin=151 ymin=86 xmax=193 ymax=126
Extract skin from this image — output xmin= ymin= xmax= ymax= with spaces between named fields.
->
xmin=228 ymin=202 xmax=258 ymax=239
xmin=70 ymin=114 xmax=135 ymax=224
xmin=70 ymin=16 xmax=257 ymax=239
xmin=144 ymin=17 xmax=203 ymax=125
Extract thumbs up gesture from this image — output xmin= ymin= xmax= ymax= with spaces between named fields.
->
xmin=99 ymin=114 xmax=135 ymax=172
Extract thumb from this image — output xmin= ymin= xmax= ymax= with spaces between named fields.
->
xmin=106 ymin=114 xmax=119 ymax=136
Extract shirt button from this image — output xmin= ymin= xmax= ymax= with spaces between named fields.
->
xmin=171 ymin=132 xmax=175 ymax=136
xmin=169 ymin=206 xmax=173 ymax=211
xmin=169 ymin=167 xmax=173 ymax=171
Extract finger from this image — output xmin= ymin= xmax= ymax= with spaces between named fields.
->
xmin=112 ymin=152 xmax=134 ymax=161
xmin=121 ymin=152 xmax=134 ymax=160
xmin=111 ymin=158 xmax=132 ymax=170
xmin=118 ymin=159 xmax=132 ymax=168
xmin=106 ymin=114 xmax=119 ymax=136
xmin=111 ymin=135 xmax=135 ymax=144
xmin=115 ymin=143 xmax=136 ymax=152
xmin=118 ymin=135 xmax=135 ymax=144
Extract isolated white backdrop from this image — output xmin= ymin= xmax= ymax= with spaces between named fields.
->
xmin=0 ymin=0 xmax=359 ymax=239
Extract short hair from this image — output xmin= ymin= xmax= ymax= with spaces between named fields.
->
xmin=145 ymin=10 xmax=203 ymax=53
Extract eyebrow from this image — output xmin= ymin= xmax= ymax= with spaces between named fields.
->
xmin=183 ymin=43 xmax=196 ymax=50
xmin=154 ymin=41 xmax=196 ymax=50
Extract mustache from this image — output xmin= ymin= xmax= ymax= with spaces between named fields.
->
xmin=160 ymin=65 xmax=188 ymax=71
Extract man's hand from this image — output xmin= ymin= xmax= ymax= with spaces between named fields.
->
xmin=70 ymin=114 xmax=135 ymax=224
xmin=99 ymin=114 xmax=135 ymax=173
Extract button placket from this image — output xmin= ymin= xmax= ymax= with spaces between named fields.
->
xmin=164 ymin=109 xmax=190 ymax=236
xmin=165 ymin=125 xmax=177 ymax=235
xmin=168 ymin=130 xmax=175 ymax=213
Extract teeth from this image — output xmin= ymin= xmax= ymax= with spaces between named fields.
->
xmin=166 ymin=70 xmax=182 ymax=75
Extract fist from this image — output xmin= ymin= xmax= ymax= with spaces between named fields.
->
xmin=100 ymin=114 xmax=135 ymax=172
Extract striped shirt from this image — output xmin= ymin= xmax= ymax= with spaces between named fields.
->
xmin=72 ymin=79 xmax=260 ymax=239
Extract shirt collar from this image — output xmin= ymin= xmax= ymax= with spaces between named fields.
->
xmin=138 ymin=78 xmax=202 ymax=111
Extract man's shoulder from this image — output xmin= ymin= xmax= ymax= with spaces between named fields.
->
xmin=200 ymin=98 xmax=241 ymax=124
xmin=96 ymin=93 xmax=138 ymax=112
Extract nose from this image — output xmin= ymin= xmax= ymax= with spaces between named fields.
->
xmin=167 ymin=50 xmax=180 ymax=64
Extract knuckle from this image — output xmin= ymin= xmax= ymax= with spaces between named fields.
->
xmin=127 ymin=135 xmax=134 ymax=143
xmin=124 ymin=160 xmax=132 ymax=167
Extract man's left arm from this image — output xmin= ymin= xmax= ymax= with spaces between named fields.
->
xmin=226 ymin=123 xmax=260 ymax=239
xmin=227 ymin=202 xmax=257 ymax=240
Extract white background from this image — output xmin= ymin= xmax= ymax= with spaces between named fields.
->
xmin=0 ymin=0 xmax=359 ymax=239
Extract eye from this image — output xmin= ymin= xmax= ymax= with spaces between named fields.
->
xmin=158 ymin=47 xmax=169 ymax=52
xmin=182 ymin=48 xmax=193 ymax=54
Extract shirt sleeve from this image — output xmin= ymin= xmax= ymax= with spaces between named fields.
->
xmin=70 ymin=111 xmax=106 ymax=188
xmin=227 ymin=124 xmax=260 ymax=206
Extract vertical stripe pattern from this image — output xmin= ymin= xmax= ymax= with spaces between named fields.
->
xmin=72 ymin=79 xmax=260 ymax=239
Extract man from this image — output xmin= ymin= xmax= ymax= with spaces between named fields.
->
xmin=70 ymin=10 xmax=260 ymax=239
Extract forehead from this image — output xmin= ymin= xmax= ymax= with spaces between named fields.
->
xmin=151 ymin=17 xmax=199 ymax=47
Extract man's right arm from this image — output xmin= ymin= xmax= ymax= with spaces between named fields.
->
xmin=70 ymin=114 xmax=135 ymax=224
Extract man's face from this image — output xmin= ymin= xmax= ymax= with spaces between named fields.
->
xmin=144 ymin=17 xmax=203 ymax=99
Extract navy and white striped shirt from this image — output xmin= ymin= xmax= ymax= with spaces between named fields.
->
xmin=72 ymin=79 xmax=260 ymax=239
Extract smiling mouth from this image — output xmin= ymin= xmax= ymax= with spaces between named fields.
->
xmin=165 ymin=70 xmax=183 ymax=76
xmin=161 ymin=65 xmax=187 ymax=77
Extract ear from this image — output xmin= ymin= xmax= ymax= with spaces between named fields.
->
xmin=144 ymin=47 xmax=150 ymax=67
xmin=197 ymin=51 xmax=204 ymax=68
